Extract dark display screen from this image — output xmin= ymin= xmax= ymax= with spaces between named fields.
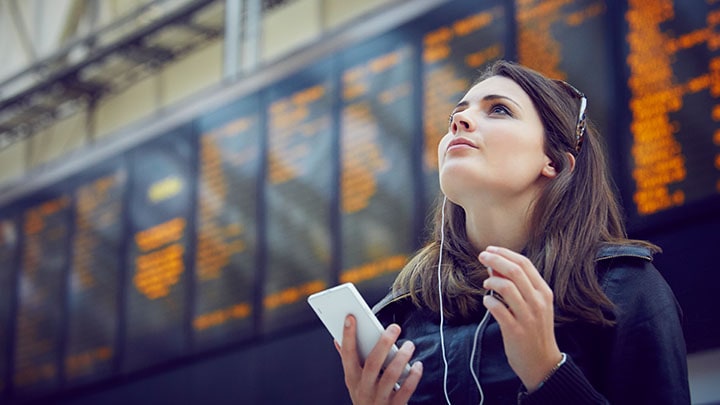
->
xmin=515 ymin=0 xmax=613 ymax=138
xmin=14 ymin=193 xmax=72 ymax=395
xmin=263 ymin=60 xmax=334 ymax=334
xmin=418 ymin=0 xmax=511 ymax=207
xmin=338 ymin=34 xmax=417 ymax=303
xmin=621 ymin=0 xmax=720 ymax=227
xmin=193 ymin=96 xmax=260 ymax=349
xmin=0 ymin=216 xmax=18 ymax=397
xmin=123 ymin=127 xmax=194 ymax=372
xmin=0 ymin=0 xmax=717 ymax=401
xmin=64 ymin=161 xmax=126 ymax=385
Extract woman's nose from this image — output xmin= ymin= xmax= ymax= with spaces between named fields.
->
xmin=451 ymin=111 xmax=474 ymax=134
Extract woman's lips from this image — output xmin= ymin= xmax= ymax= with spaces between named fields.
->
xmin=447 ymin=137 xmax=478 ymax=151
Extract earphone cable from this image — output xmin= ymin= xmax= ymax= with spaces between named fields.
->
xmin=437 ymin=197 xmax=452 ymax=405
xmin=469 ymin=306 xmax=492 ymax=404
xmin=437 ymin=196 xmax=489 ymax=405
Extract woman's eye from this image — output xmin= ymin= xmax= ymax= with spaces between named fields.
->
xmin=490 ymin=104 xmax=511 ymax=115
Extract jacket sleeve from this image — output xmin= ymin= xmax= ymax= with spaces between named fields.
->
xmin=601 ymin=260 xmax=690 ymax=404
xmin=520 ymin=259 xmax=690 ymax=405
xmin=517 ymin=354 xmax=608 ymax=404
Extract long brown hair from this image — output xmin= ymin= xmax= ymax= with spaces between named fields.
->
xmin=393 ymin=60 xmax=658 ymax=326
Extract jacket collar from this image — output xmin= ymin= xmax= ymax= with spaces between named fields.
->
xmin=372 ymin=289 xmax=410 ymax=314
xmin=595 ymin=244 xmax=653 ymax=262
xmin=372 ymin=244 xmax=653 ymax=314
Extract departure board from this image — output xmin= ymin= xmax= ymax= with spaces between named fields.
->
xmin=13 ymin=193 xmax=72 ymax=396
xmin=515 ymin=0 xmax=613 ymax=138
xmin=64 ymin=162 xmax=126 ymax=385
xmin=622 ymin=0 xmax=720 ymax=224
xmin=419 ymin=0 xmax=510 ymax=208
xmin=0 ymin=216 xmax=18 ymax=398
xmin=193 ymin=96 xmax=260 ymax=349
xmin=263 ymin=61 xmax=333 ymax=334
xmin=123 ymin=127 xmax=194 ymax=371
xmin=1 ymin=1 xmax=719 ymax=403
xmin=339 ymin=36 xmax=417 ymax=302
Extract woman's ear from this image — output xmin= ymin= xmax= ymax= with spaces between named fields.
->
xmin=565 ymin=152 xmax=576 ymax=172
xmin=542 ymin=152 xmax=575 ymax=178
xmin=541 ymin=157 xmax=559 ymax=178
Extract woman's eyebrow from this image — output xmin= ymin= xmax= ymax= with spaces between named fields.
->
xmin=452 ymin=95 xmax=523 ymax=114
xmin=451 ymin=100 xmax=469 ymax=114
xmin=482 ymin=94 xmax=523 ymax=111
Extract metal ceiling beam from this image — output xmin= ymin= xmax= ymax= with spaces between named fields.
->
xmin=0 ymin=0 xmax=220 ymax=150
xmin=0 ymin=0 xmax=300 ymax=150
xmin=7 ymin=0 xmax=38 ymax=62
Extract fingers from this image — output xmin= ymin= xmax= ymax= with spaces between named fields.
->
xmin=480 ymin=251 xmax=530 ymax=320
xmin=375 ymin=340 xmax=414 ymax=399
xmin=339 ymin=315 xmax=362 ymax=387
xmin=481 ymin=247 xmax=551 ymax=297
xmin=376 ymin=341 xmax=423 ymax=405
xmin=478 ymin=247 xmax=562 ymax=393
xmin=339 ymin=315 xmax=420 ymax=404
xmin=359 ymin=323 xmax=402 ymax=396
xmin=480 ymin=246 xmax=547 ymax=291
xmin=479 ymin=246 xmax=554 ymax=323
xmin=483 ymin=291 xmax=515 ymax=325
xmin=392 ymin=361 xmax=423 ymax=405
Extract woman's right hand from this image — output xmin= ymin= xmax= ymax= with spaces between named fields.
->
xmin=336 ymin=315 xmax=423 ymax=405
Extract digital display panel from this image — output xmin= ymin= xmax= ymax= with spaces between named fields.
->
xmin=123 ymin=127 xmax=194 ymax=371
xmin=0 ymin=216 xmax=18 ymax=398
xmin=515 ymin=0 xmax=613 ymax=137
xmin=263 ymin=61 xmax=334 ymax=334
xmin=193 ymin=96 xmax=260 ymax=349
xmin=13 ymin=193 xmax=72 ymax=395
xmin=622 ymin=0 xmax=720 ymax=225
xmin=338 ymin=36 xmax=417 ymax=303
xmin=62 ymin=161 xmax=126 ymax=386
xmin=418 ymin=0 xmax=510 ymax=208
xmin=0 ymin=1 xmax=717 ymax=402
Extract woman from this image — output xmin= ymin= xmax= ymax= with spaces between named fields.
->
xmin=336 ymin=60 xmax=690 ymax=404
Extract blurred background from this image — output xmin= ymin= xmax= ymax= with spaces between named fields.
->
xmin=0 ymin=0 xmax=718 ymax=403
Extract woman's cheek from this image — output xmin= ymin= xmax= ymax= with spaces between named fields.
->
xmin=437 ymin=134 xmax=451 ymax=167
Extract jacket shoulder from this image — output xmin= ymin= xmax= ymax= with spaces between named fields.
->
xmin=371 ymin=288 xmax=410 ymax=315
xmin=596 ymin=244 xmax=681 ymax=325
xmin=595 ymin=244 xmax=654 ymax=262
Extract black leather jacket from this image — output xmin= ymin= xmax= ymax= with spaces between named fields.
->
xmin=372 ymin=245 xmax=690 ymax=404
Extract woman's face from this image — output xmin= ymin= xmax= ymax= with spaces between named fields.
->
xmin=437 ymin=75 xmax=555 ymax=206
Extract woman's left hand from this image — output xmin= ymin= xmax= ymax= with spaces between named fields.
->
xmin=478 ymin=245 xmax=563 ymax=392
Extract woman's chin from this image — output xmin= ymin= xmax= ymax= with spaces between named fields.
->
xmin=440 ymin=161 xmax=482 ymax=182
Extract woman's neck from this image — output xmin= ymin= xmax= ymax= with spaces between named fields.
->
xmin=462 ymin=197 xmax=533 ymax=253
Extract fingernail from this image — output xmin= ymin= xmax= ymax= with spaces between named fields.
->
xmin=344 ymin=316 xmax=351 ymax=328
xmin=486 ymin=246 xmax=498 ymax=252
xmin=388 ymin=324 xmax=401 ymax=335
xmin=401 ymin=340 xmax=414 ymax=351
xmin=414 ymin=361 xmax=423 ymax=372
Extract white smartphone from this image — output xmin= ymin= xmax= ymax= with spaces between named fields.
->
xmin=307 ymin=283 xmax=411 ymax=388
